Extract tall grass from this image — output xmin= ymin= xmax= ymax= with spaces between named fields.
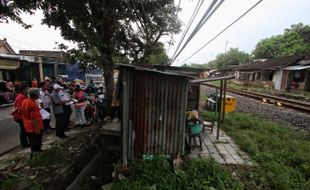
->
xmin=112 ymin=158 xmax=241 ymax=190
xmin=219 ymin=112 xmax=310 ymax=189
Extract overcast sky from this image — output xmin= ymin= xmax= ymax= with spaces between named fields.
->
xmin=0 ymin=0 xmax=309 ymax=66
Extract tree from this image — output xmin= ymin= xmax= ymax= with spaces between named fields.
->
xmin=252 ymin=23 xmax=310 ymax=59
xmin=208 ymin=48 xmax=249 ymax=69
xmin=144 ymin=42 xmax=169 ymax=65
xmin=0 ymin=0 xmax=40 ymax=28
xmin=39 ymin=0 xmax=181 ymax=105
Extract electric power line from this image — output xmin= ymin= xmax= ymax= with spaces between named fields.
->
xmin=179 ymin=0 xmax=264 ymax=65
xmin=169 ymin=0 xmax=204 ymax=56
xmin=171 ymin=0 xmax=225 ymax=64
xmin=0 ymin=33 xmax=43 ymax=50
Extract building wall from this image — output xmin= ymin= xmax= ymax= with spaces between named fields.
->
xmin=273 ymin=70 xmax=283 ymax=90
xmin=304 ymin=70 xmax=310 ymax=91
xmin=0 ymin=46 xmax=10 ymax=54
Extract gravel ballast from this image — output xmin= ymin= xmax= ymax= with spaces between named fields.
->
xmin=201 ymin=86 xmax=310 ymax=132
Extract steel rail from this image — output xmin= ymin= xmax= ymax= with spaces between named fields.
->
xmin=203 ymin=83 xmax=310 ymax=113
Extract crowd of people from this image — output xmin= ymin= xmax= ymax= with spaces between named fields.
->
xmin=10 ymin=76 xmax=117 ymax=156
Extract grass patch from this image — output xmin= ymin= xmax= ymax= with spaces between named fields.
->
xmin=0 ymin=175 xmax=42 ymax=190
xmin=0 ymin=145 xmax=68 ymax=190
xmin=29 ymin=145 xmax=69 ymax=167
xmin=202 ymin=112 xmax=310 ymax=189
xmin=112 ymin=157 xmax=241 ymax=190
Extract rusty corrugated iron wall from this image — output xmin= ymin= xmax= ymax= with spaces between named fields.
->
xmin=121 ymin=67 xmax=189 ymax=160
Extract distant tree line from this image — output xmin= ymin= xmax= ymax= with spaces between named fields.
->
xmin=185 ymin=23 xmax=310 ymax=69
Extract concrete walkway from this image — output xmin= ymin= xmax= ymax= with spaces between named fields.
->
xmin=189 ymin=125 xmax=254 ymax=166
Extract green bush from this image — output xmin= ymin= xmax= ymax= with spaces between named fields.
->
xmin=29 ymin=145 xmax=69 ymax=167
xmin=221 ymin=112 xmax=310 ymax=189
xmin=112 ymin=158 xmax=241 ymax=190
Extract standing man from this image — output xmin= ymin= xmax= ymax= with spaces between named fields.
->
xmin=58 ymin=84 xmax=71 ymax=131
xmin=12 ymin=82 xmax=29 ymax=148
xmin=20 ymin=88 xmax=44 ymax=154
xmin=50 ymin=84 xmax=67 ymax=138
xmin=39 ymin=82 xmax=52 ymax=132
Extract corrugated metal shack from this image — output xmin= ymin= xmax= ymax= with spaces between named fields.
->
xmin=153 ymin=65 xmax=211 ymax=111
xmin=117 ymin=64 xmax=193 ymax=165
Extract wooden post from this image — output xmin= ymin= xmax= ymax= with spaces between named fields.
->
xmin=221 ymin=79 xmax=227 ymax=123
xmin=217 ymin=80 xmax=223 ymax=140
xmin=38 ymin=57 xmax=44 ymax=82
xmin=122 ymin=69 xmax=129 ymax=166
xmin=54 ymin=64 xmax=58 ymax=76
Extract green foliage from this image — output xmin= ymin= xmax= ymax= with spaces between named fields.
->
xmin=40 ymin=0 xmax=181 ymax=99
xmin=112 ymin=158 xmax=241 ymax=190
xmin=0 ymin=175 xmax=42 ymax=190
xmin=29 ymin=145 xmax=69 ymax=167
xmin=40 ymin=0 xmax=180 ymax=64
xmin=253 ymin=23 xmax=310 ymax=59
xmin=221 ymin=112 xmax=310 ymax=189
xmin=0 ymin=0 xmax=39 ymax=28
xmin=144 ymin=42 xmax=169 ymax=65
xmin=207 ymin=48 xmax=250 ymax=69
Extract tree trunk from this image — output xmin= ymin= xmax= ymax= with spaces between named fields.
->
xmin=102 ymin=56 xmax=114 ymax=115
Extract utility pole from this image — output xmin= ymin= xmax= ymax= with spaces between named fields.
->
xmin=224 ymin=40 xmax=230 ymax=53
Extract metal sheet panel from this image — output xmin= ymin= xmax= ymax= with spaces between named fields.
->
xmin=122 ymin=68 xmax=188 ymax=159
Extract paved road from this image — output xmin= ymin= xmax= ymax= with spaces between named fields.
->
xmin=0 ymin=106 xmax=20 ymax=155
xmin=0 ymin=106 xmax=70 ymax=155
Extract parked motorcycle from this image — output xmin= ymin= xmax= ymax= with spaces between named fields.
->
xmin=84 ymin=96 xmax=96 ymax=126
xmin=95 ymin=91 xmax=106 ymax=122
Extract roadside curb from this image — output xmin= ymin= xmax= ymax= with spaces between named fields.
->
xmin=0 ymin=144 xmax=20 ymax=157
xmin=0 ymin=103 xmax=14 ymax=108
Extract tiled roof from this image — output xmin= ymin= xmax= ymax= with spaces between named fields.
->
xmin=239 ymin=54 xmax=304 ymax=71
xmin=0 ymin=39 xmax=16 ymax=54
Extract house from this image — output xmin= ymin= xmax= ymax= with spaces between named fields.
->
xmin=280 ymin=54 xmax=310 ymax=91
xmin=117 ymin=64 xmax=192 ymax=164
xmin=219 ymin=54 xmax=310 ymax=91
xmin=0 ymin=38 xmax=18 ymax=81
xmin=0 ymin=38 xmax=68 ymax=83
xmin=19 ymin=50 xmax=67 ymax=81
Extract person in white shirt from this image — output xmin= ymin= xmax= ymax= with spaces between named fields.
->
xmin=39 ymin=82 xmax=53 ymax=131
xmin=58 ymin=84 xmax=72 ymax=131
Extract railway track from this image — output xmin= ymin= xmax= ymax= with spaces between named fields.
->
xmin=204 ymin=84 xmax=310 ymax=113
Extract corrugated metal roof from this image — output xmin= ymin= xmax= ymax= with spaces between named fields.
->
xmin=284 ymin=65 xmax=310 ymax=70
xmin=220 ymin=54 xmax=306 ymax=72
xmin=190 ymin=76 xmax=235 ymax=83
xmin=298 ymin=60 xmax=310 ymax=65
xmin=116 ymin=64 xmax=194 ymax=79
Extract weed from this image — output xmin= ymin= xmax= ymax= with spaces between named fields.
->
xmin=0 ymin=175 xmax=42 ymax=190
xmin=112 ymin=158 xmax=241 ymax=190
xmin=219 ymin=112 xmax=310 ymax=189
xmin=29 ymin=145 xmax=69 ymax=167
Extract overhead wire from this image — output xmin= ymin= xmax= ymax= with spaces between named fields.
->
xmin=170 ymin=0 xmax=204 ymax=58
xmin=171 ymin=0 xmax=225 ymax=64
xmin=179 ymin=0 xmax=264 ymax=65
xmin=0 ymin=33 xmax=43 ymax=50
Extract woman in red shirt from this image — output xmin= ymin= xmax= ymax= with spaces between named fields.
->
xmin=20 ymin=88 xmax=44 ymax=153
xmin=12 ymin=83 xmax=29 ymax=148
